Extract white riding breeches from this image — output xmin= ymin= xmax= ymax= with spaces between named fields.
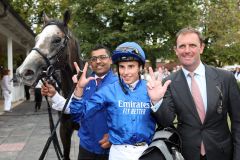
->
xmin=3 ymin=90 xmax=12 ymax=111
xmin=109 ymin=144 xmax=148 ymax=160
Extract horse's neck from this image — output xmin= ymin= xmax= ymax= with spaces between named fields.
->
xmin=67 ymin=33 xmax=83 ymax=69
xmin=60 ymin=36 xmax=81 ymax=98
xmin=60 ymin=66 xmax=73 ymax=98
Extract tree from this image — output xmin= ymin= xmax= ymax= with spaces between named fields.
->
xmin=9 ymin=0 xmax=69 ymax=33
xmin=199 ymin=0 xmax=240 ymax=66
xmin=69 ymin=0 xmax=200 ymax=67
xmin=11 ymin=0 xmax=240 ymax=67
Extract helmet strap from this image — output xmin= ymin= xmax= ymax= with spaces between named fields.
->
xmin=116 ymin=64 xmax=128 ymax=95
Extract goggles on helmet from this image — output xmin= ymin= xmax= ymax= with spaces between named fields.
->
xmin=114 ymin=46 xmax=141 ymax=57
xmin=113 ymin=46 xmax=144 ymax=64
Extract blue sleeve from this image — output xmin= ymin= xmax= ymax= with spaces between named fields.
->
xmin=69 ymin=89 xmax=106 ymax=122
xmin=69 ymin=97 xmax=86 ymax=122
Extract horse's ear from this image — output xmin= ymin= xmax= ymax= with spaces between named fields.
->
xmin=63 ymin=10 xmax=70 ymax=26
xmin=42 ymin=11 xmax=50 ymax=25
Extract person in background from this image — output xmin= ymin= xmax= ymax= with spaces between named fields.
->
xmin=42 ymin=44 xmax=117 ymax=160
xmin=34 ymin=80 xmax=43 ymax=112
xmin=70 ymin=42 xmax=156 ymax=160
xmin=1 ymin=69 xmax=12 ymax=112
xmin=24 ymin=85 xmax=30 ymax=101
xmin=234 ymin=67 xmax=240 ymax=82
xmin=147 ymin=27 xmax=240 ymax=160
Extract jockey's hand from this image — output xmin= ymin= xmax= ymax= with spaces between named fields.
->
xmin=41 ymin=81 xmax=56 ymax=97
xmin=99 ymin=134 xmax=111 ymax=149
xmin=73 ymin=62 xmax=94 ymax=97
xmin=147 ymin=67 xmax=171 ymax=104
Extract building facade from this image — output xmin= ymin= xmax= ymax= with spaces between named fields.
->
xmin=0 ymin=0 xmax=35 ymax=102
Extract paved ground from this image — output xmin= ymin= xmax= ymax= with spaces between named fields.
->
xmin=0 ymin=99 xmax=79 ymax=160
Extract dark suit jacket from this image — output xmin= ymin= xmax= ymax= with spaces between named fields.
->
xmin=153 ymin=65 xmax=240 ymax=160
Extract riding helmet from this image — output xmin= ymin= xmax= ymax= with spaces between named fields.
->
xmin=112 ymin=42 xmax=146 ymax=66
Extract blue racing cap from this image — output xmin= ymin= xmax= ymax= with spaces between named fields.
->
xmin=112 ymin=42 xmax=146 ymax=65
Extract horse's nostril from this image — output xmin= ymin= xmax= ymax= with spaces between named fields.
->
xmin=24 ymin=70 xmax=34 ymax=76
xmin=23 ymin=70 xmax=35 ymax=80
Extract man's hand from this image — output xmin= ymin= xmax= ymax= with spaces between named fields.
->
xmin=73 ymin=62 xmax=94 ymax=97
xmin=99 ymin=134 xmax=111 ymax=149
xmin=41 ymin=82 xmax=56 ymax=97
xmin=147 ymin=67 xmax=171 ymax=104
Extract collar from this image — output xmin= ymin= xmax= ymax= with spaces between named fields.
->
xmin=128 ymin=79 xmax=139 ymax=89
xmin=182 ymin=62 xmax=205 ymax=78
xmin=93 ymin=70 xmax=113 ymax=79
xmin=94 ymin=74 xmax=106 ymax=79
xmin=120 ymin=79 xmax=140 ymax=91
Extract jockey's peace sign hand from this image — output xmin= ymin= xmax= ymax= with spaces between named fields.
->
xmin=147 ymin=67 xmax=171 ymax=104
xmin=73 ymin=62 xmax=95 ymax=97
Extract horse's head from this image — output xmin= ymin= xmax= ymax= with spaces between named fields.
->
xmin=16 ymin=10 xmax=78 ymax=86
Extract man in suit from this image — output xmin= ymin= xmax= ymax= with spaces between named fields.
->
xmin=147 ymin=27 xmax=240 ymax=160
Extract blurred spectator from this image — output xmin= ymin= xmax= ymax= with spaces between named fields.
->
xmin=34 ymin=80 xmax=43 ymax=112
xmin=176 ymin=65 xmax=182 ymax=71
xmin=172 ymin=66 xmax=177 ymax=73
xmin=234 ymin=67 xmax=240 ymax=82
xmin=24 ymin=85 xmax=30 ymax=100
xmin=163 ymin=68 xmax=170 ymax=78
xmin=1 ymin=69 xmax=12 ymax=112
xmin=143 ymin=67 xmax=151 ymax=81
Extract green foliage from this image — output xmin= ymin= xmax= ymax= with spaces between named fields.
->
xmin=200 ymin=0 xmax=240 ymax=67
xmin=69 ymin=0 xmax=199 ymax=62
xmin=9 ymin=0 xmax=70 ymax=33
xmin=8 ymin=0 xmax=240 ymax=66
xmin=0 ymin=54 xmax=7 ymax=68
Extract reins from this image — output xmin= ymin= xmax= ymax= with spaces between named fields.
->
xmin=38 ymin=69 xmax=82 ymax=160
xmin=39 ymin=76 xmax=78 ymax=160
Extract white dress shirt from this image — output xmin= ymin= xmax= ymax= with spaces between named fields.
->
xmin=152 ymin=62 xmax=207 ymax=113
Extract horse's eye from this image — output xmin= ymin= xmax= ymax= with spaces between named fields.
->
xmin=52 ymin=37 xmax=62 ymax=44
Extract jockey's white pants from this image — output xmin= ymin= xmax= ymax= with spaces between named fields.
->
xmin=3 ymin=90 xmax=12 ymax=111
xmin=109 ymin=144 xmax=148 ymax=160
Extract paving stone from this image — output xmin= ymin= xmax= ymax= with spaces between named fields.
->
xmin=0 ymin=101 xmax=79 ymax=160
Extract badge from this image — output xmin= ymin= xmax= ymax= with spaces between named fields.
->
xmin=217 ymin=106 xmax=222 ymax=114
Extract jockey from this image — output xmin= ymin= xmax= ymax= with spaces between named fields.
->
xmin=70 ymin=42 xmax=156 ymax=160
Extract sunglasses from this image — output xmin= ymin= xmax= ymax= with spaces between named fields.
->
xmin=90 ymin=55 xmax=109 ymax=62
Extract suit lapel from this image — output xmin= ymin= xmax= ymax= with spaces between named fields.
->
xmin=204 ymin=65 xmax=220 ymax=123
xmin=173 ymin=70 xmax=202 ymax=123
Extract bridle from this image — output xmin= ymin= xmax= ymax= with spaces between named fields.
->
xmin=31 ymin=21 xmax=70 ymax=78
